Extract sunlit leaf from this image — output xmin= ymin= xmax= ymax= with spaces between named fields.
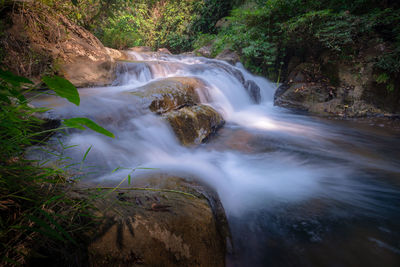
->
xmin=42 ymin=76 xmax=80 ymax=106
xmin=63 ymin=117 xmax=115 ymax=138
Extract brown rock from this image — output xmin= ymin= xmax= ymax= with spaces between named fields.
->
xmin=165 ymin=105 xmax=225 ymax=145
xmin=1 ymin=2 xmax=116 ymax=87
xmin=84 ymin=176 xmax=229 ymax=267
xmin=129 ymin=77 xmax=207 ymax=113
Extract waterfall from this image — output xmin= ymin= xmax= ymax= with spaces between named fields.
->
xmin=31 ymin=51 xmax=400 ymax=266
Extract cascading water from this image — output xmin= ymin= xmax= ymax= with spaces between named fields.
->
xmin=32 ymin=52 xmax=400 ymax=266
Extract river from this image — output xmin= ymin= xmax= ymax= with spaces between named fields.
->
xmin=32 ymin=52 xmax=400 ymax=266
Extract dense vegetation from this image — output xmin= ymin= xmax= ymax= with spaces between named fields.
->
xmin=0 ymin=70 xmax=114 ymax=265
xmin=40 ymin=0 xmax=400 ymax=88
xmin=41 ymin=0 xmax=236 ymax=52
xmin=205 ymin=0 xmax=400 ymax=84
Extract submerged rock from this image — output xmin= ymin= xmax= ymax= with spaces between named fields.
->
xmin=83 ymin=176 xmax=229 ymax=267
xmin=244 ymin=80 xmax=261 ymax=104
xmin=165 ymin=105 xmax=225 ymax=145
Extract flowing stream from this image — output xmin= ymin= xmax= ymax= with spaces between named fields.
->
xmin=32 ymin=52 xmax=400 ymax=266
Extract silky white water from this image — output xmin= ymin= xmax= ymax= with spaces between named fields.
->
xmin=33 ymin=52 xmax=400 ymax=266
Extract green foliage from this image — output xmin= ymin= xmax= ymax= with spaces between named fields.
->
xmin=0 ymin=70 xmax=114 ymax=265
xmin=44 ymin=0 xmax=234 ymax=52
xmin=193 ymin=33 xmax=216 ymax=50
xmin=63 ymin=117 xmax=115 ymax=138
xmin=42 ymin=76 xmax=80 ymax=106
xmin=208 ymin=0 xmax=400 ymax=80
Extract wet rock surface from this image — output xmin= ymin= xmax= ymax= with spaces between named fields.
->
xmin=127 ymin=76 xmax=225 ymax=145
xmin=244 ymin=80 xmax=262 ymax=104
xmin=165 ymin=105 xmax=225 ymax=146
xmin=273 ymin=60 xmax=395 ymax=117
xmin=128 ymin=77 xmax=205 ymax=113
xmin=74 ymin=176 xmax=229 ymax=267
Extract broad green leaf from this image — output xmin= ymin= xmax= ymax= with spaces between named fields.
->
xmin=0 ymin=69 xmax=33 ymax=86
xmin=63 ymin=117 xmax=115 ymax=138
xmin=42 ymin=76 xmax=80 ymax=106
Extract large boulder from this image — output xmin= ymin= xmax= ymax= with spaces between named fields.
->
xmin=83 ymin=176 xmax=229 ymax=267
xmin=127 ymin=76 xmax=225 ymax=145
xmin=129 ymin=77 xmax=205 ymax=113
xmin=0 ymin=2 xmax=117 ymax=87
xmin=165 ymin=105 xmax=225 ymax=145
xmin=275 ymin=46 xmax=400 ymax=117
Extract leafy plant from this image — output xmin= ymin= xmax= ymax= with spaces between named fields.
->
xmin=0 ymin=70 xmax=114 ymax=265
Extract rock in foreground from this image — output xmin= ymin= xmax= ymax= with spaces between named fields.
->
xmin=83 ymin=176 xmax=229 ymax=267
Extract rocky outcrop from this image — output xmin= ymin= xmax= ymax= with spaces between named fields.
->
xmin=128 ymin=76 xmax=225 ymax=145
xmin=129 ymin=77 xmax=204 ymax=113
xmin=81 ymin=176 xmax=229 ymax=267
xmin=274 ymin=54 xmax=399 ymax=117
xmin=0 ymin=2 xmax=119 ymax=87
xmin=165 ymin=105 xmax=225 ymax=145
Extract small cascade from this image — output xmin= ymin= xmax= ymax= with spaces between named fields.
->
xmin=113 ymin=61 xmax=153 ymax=85
xmin=31 ymin=50 xmax=400 ymax=267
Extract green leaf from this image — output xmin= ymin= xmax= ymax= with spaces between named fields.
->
xmin=128 ymin=174 xmax=131 ymax=184
xmin=82 ymin=145 xmax=92 ymax=162
xmin=63 ymin=117 xmax=115 ymax=138
xmin=71 ymin=0 xmax=78 ymax=6
xmin=0 ymin=69 xmax=33 ymax=86
xmin=42 ymin=76 xmax=80 ymax=106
